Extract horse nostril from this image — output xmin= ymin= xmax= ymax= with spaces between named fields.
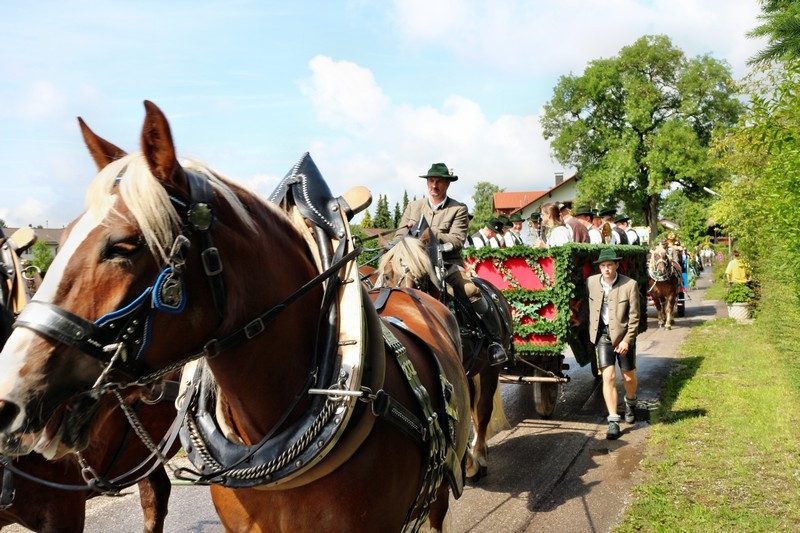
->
xmin=0 ymin=400 xmax=21 ymax=433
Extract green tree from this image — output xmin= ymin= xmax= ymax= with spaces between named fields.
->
xmin=471 ymin=182 xmax=503 ymax=234
xmin=711 ymin=64 xmax=800 ymax=296
xmin=748 ymin=0 xmax=800 ymax=65
xmin=0 ymin=219 xmax=5 ymax=228
xmin=31 ymin=240 xmax=54 ymax=275
xmin=402 ymin=191 xmax=409 ymax=213
xmin=373 ymin=194 xmax=392 ymax=229
xmin=541 ymin=35 xmax=741 ymax=244
xmin=393 ymin=202 xmax=401 ymax=227
xmin=360 ymin=210 xmax=374 ymax=229
xmin=660 ymin=189 xmax=712 ymax=245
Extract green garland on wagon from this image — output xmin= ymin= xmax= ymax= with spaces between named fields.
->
xmin=464 ymin=244 xmax=649 ymax=361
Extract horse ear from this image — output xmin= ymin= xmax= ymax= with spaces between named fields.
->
xmin=419 ymin=228 xmax=431 ymax=246
xmin=140 ymin=100 xmax=185 ymax=189
xmin=77 ymin=117 xmax=127 ymax=170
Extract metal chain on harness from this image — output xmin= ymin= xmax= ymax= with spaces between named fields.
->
xmin=181 ymin=398 xmax=338 ymax=482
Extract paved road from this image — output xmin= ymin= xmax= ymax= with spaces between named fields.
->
xmin=4 ymin=273 xmax=722 ymax=532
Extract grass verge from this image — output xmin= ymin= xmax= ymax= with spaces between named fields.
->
xmin=617 ymin=294 xmax=800 ymax=531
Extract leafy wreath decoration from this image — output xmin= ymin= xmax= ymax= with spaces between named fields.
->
xmin=464 ymin=244 xmax=649 ymax=360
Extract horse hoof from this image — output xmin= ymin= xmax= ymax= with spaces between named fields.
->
xmin=666 ymin=325 xmax=672 ymax=330
xmin=467 ymin=466 xmax=487 ymax=483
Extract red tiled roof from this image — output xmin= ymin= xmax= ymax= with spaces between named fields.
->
xmin=493 ymin=192 xmax=546 ymax=211
xmin=492 ymin=173 xmax=578 ymax=213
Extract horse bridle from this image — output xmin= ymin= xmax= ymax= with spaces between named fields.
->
xmin=13 ymin=169 xmax=358 ymax=392
xmin=12 ymin=170 xmax=221 ymax=387
xmin=649 ymin=251 xmax=676 ymax=283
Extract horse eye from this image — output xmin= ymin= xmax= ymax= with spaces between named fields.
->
xmin=106 ymin=236 xmax=143 ymax=259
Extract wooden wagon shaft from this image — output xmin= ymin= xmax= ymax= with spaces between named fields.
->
xmin=499 ymin=374 xmax=571 ymax=384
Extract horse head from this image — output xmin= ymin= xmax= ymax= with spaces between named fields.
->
xmin=650 ymin=246 xmax=671 ymax=277
xmin=376 ymin=235 xmax=440 ymax=292
xmin=0 ymin=101 xmax=318 ymax=459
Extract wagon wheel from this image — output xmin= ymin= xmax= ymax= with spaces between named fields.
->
xmin=533 ymin=371 xmax=559 ymax=418
xmin=532 ymin=357 xmax=562 ymax=418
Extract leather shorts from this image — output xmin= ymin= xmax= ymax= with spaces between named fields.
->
xmin=594 ymin=324 xmax=636 ymax=371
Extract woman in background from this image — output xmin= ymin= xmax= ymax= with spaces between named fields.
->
xmin=538 ymin=202 xmax=572 ymax=247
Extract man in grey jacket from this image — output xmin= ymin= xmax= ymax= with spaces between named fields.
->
xmin=399 ymin=162 xmax=507 ymax=365
xmin=587 ymin=248 xmax=641 ymax=439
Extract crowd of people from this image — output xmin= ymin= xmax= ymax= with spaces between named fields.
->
xmin=467 ymin=203 xmax=643 ymax=249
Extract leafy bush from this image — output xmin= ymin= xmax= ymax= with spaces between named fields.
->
xmin=723 ymin=283 xmax=755 ymax=304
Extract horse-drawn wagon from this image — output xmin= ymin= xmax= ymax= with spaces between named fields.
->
xmin=464 ymin=244 xmax=649 ymax=418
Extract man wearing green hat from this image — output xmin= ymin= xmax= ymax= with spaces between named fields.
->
xmin=471 ymin=218 xmax=504 ymax=249
xmin=587 ymin=248 xmax=641 ymax=440
xmin=614 ymin=213 xmax=640 ymax=245
xmin=504 ymin=213 xmax=525 ymax=247
xmin=575 ymin=205 xmax=602 ymax=244
xmin=399 ymin=162 xmax=507 ymax=365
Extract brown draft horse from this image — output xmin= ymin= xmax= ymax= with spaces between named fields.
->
xmin=0 ymin=214 xmax=179 ymax=533
xmin=0 ymin=389 xmax=179 ymax=533
xmin=374 ymin=234 xmax=512 ymax=482
xmin=647 ymin=245 xmax=681 ymax=329
xmin=0 ymin=101 xmax=470 ymax=532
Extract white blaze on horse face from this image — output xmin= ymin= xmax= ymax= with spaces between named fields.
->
xmin=34 ymin=211 xmax=103 ymax=304
xmin=0 ymin=211 xmax=102 ymax=400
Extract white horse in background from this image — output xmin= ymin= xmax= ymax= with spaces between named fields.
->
xmin=700 ymin=247 xmax=715 ymax=268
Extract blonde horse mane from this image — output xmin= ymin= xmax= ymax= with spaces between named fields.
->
xmin=85 ymin=153 xmax=259 ymax=264
xmin=377 ymin=236 xmax=440 ymax=289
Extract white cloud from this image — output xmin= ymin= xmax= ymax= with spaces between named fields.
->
xmin=391 ymin=0 xmax=763 ymax=79
xmin=299 ymin=57 xmax=559 ymax=211
xmin=300 ymin=56 xmax=390 ymax=133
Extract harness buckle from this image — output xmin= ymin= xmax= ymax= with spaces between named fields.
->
xmin=244 ymin=318 xmax=265 ymax=339
xmin=201 ymin=247 xmax=223 ymax=276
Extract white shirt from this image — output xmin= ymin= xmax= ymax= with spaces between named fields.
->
xmin=588 ymin=227 xmax=602 ymax=244
xmin=600 ymin=273 xmax=619 ymax=326
xmin=546 ymin=225 xmax=572 ymax=247
xmin=504 ymin=230 xmax=524 ymax=247
xmin=471 ymin=230 xmax=501 ymax=249
xmin=524 ymin=226 xmax=543 ymax=246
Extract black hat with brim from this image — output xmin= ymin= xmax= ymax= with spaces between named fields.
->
xmin=598 ymin=207 xmax=616 ymax=218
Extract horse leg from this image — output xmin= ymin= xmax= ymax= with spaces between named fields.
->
xmin=466 ymin=372 xmax=488 ymax=482
xmin=138 ymin=466 xmax=172 ymax=533
xmin=422 ymin=481 xmax=454 ymax=533
xmin=665 ymin=295 xmax=675 ymax=330
xmin=464 ymin=373 xmax=483 ymax=481
xmin=654 ymin=300 xmax=664 ymax=328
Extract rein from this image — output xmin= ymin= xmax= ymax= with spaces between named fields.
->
xmin=0 ymin=387 xmax=182 ymax=503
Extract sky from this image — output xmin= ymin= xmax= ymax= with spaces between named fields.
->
xmin=0 ymin=0 xmax=766 ymax=229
